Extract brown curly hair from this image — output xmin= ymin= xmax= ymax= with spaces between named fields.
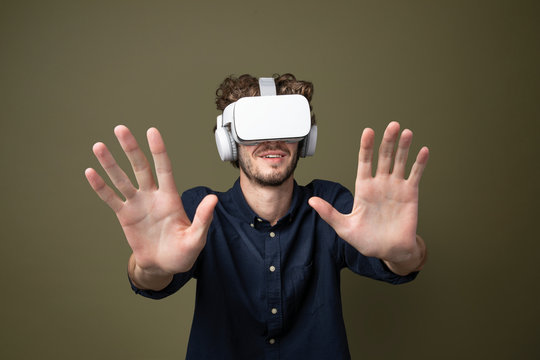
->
xmin=215 ymin=73 xmax=315 ymax=124
xmin=214 ymin=73 xmax=316 ymax=167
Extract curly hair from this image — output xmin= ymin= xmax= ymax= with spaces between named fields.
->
xmin=214 ymin=73 xmax=316 ymax=167
xmin=215 ymin=73 xmax=315 ymax=125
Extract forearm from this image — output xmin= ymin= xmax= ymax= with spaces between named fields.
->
xmin=384 ymin=235 xmax=427 ymax=276
xmin=128 ymin=254 xmax=174 ymax=291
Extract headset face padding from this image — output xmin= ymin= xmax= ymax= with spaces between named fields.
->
xmin=216 ymin=123 xmax=317 ymax=161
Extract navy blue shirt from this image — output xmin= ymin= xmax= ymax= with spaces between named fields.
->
xmin=131 ymin=179 xmax=417 ymax=359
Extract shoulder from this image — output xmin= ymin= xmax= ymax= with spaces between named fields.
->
xmin=303 ymin=179 xmax=351 ymax=199
xmin=302 ymin=179 xmax=353 ymax=212
xmin=181 ymin=186 xmax=216 ymax=219
xmin=182 ymin=185 xmax=215 ymax=202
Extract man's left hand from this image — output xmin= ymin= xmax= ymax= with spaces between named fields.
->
xmin=309 ymin=121 xmax=429 ymax=275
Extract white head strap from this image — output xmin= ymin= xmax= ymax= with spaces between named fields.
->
xmin=258 ymin=77 xmax=277 ymax=96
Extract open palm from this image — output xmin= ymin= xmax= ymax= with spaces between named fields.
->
xmin=309 ymin=122 xmax=429 ymax=268
xmin=85 ymin=126 xmax=217 ymax=276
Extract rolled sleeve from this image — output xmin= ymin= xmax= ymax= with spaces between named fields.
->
xmin=341 ymin=240 xmax=418 ymax=284
xmin=129 ymin=269 xmax=195 ymax=300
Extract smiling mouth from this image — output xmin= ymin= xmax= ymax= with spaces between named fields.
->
xmin=254 ymin=142 xmax=290 ymax=160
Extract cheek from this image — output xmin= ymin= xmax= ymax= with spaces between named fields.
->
xmin=237 ymin=145 xmax=257 ymax=164
xmin=288 ymin=143 xmax=299 ymax=155
xmin=238 ymin=145 xmax=255 ymax=156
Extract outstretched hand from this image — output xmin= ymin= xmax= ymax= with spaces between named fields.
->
xmin=85 ymin=126 xmax=218 ymax=285
xmin=309 ymin=122 xmax=428 ymax=274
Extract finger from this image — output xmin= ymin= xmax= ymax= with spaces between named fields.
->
xmin=92 ymin=142 xmax=137 ymax=199
xmin=392 ymin=129 xmax=413 ymax=179
xmin=114 ymin=125 xmax=156 ymax=191
xmin=408 ymin=146 xmax=430 ymax=187
xmin=147 ymin=127 xmax=178 ymax=193
xmin=376 ymin=121 xmax=400 ymax=175
xmin=308 ymin=196 xmax=347 ymax=234
xmin=356 ymin=128 xmax=374 ymax=179
xmin=85 ymin=168 xmax=124 ymax=212
xmin=190 ymin=194 xmax=219 ymax=237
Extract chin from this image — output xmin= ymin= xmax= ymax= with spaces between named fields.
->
xmin=255 ymin=175 xmax=291 ymax=187
xmin=239 ymin=147 xmax=299 ymax=187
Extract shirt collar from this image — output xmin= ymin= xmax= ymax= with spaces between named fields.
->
xmin=230 ymin=178 xmax=301 ymax=226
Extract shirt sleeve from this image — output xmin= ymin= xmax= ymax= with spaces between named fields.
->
xmin=129 ymin=269 xmax=196 ymax=300
xmin=341 ymin=241 xmax=418 ymax=284
xmin=129 ymin=186 xmax=213 ymax=299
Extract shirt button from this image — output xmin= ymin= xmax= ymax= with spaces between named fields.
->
xmin=250 ymin=223 xmax=254 ymax=228
xmin=269 ymin=338 xmax=276 ymax=345
xmin=269 ymin=265 xmax=276 ymax=272
xmin=269 ymin=232 xmax=275 ymax=238
xmin=257 ymin=218 xmax=263 ymax=222
xmin=271 ymin=308 xmax=278 ymax=314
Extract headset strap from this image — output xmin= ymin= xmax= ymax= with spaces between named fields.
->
xmin=259 ymin=77 xmax=277 ymax=96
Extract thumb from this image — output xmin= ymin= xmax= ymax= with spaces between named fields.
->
xmin=308 ymin=196 xmax=347 ymax=233
xmin=191 ymin=194 xmax=218 ymax=234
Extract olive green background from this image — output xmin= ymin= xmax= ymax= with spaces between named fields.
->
xmin=1 ymin=0 xmax=538 ymax=359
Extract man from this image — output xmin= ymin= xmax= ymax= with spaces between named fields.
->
xmin=85 ymin=73 xmax=429 ymax=359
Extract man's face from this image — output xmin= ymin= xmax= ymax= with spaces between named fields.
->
xmin=238 ymin=141 xmax=300 ymax=187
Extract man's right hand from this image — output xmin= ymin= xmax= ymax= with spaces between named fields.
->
xmin=85 ymin=125 xmax=218 ymax=290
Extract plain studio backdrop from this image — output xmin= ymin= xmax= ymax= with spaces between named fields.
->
xmin=1 ymin=1 xmax=538 ymax=359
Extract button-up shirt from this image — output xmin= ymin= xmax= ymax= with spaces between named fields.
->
xmin=131 ymin=179 xmax=418 ymax=359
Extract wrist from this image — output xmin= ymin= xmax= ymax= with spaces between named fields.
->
xmin=128 ymin=254 xmax=174 ymax=291
xmin=384 ymin=235 xmax=427 ymax=276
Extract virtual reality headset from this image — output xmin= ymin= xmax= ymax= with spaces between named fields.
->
xmin=215 ymin=77 xmax=317 ymax=161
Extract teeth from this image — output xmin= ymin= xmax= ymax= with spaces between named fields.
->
xmin=264 ymin=155 xmax=282 ymax=158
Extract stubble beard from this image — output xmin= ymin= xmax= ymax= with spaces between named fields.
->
xmin=238 ymin=144 xmax=300 ymax=187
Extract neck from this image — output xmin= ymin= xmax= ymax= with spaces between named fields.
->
xmin=239 ymin=172 xmax=294 ymax=226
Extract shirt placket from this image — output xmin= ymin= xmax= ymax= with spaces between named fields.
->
xmin=263 ymin=223 xmax=282 ymax=358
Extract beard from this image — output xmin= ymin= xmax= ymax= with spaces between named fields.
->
xmin=238 ymin=143 xmax=300 ymax=187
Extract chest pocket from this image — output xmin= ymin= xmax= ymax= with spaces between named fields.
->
xmin=283 ymin=261 xmax=324 ymax=325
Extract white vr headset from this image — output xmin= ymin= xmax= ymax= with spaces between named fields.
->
xmin=215 ymin=77 xmax=318 ymax=161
